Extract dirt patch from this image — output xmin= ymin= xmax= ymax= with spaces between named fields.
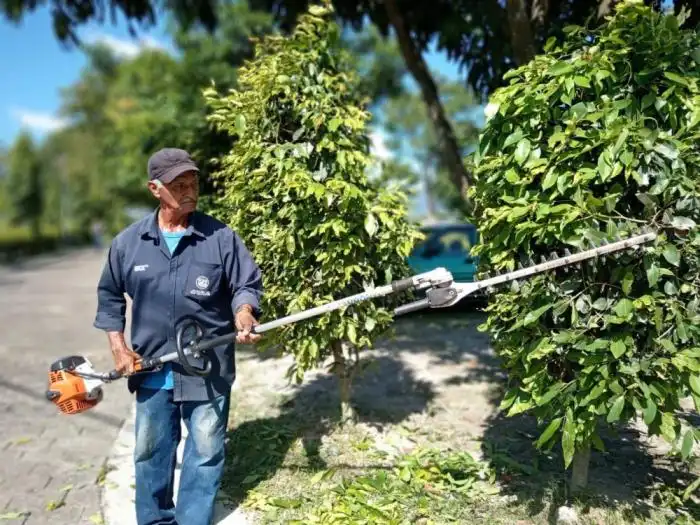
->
xmin=220 ymin=308 xmax=700 ymax=524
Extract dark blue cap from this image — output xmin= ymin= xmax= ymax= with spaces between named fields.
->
xmin=147 ymin=148 xmax=200 ymax=183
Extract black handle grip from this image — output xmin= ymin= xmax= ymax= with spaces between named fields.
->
xmin=176 ymin=320 xmax=212 ymax=377
xmin=106 ymin=369 xmax=122 ymax=381
xmin=391 ymin=277 xmax=415 ymax=293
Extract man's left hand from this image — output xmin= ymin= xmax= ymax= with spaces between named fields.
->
xmin=235 ymin=306 xmax=262 ymax=344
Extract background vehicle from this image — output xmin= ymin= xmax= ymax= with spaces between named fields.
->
xmin=407 ymin=221 xmax=481 ymax=290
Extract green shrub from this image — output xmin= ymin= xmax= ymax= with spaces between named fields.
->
xmin=0 ymin=226 xmax=92 ymax=263
xmin=204 ymin=0 xmax=422 ymax=419
xmin=469 ymin=0 xmax=700 ymax=487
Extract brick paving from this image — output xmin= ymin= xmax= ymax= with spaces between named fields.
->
xmin=0 ymin=248 xmax=134 ymax=524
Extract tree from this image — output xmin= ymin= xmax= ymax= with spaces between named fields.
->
xmin=381 ymin=75 xmax=482 ymax=218
xmin=53 ymin=44 xmax=125 ymax=233
xmin=6 ymin=0 xmax=698 ymax=205
xmin=6 ymin=131 xmax=44 ymax=239
xmin=168 ymin=2 xmax=277 ymax=204
xmin=245 ymin=0 xmax=700 ymax=205
xmin=0 ymin=0 xmax=218 ymax=44
xmin=341 ymin=23 xmax=407 ymax=107
xmin=204 ymin=0 xmax=423 ymax=422
xmin=468 ymin=0 xmax=700 ymax=493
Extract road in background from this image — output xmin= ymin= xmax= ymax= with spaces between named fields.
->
xmin=0 ymin=248 xmax=134 ymax=524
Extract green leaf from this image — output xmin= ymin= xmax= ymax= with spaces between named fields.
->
xmin=671 ymin=216 xmax=696 ymax=231
xmin=503 ymin=129 xmax=524 ymax=148
xmin=607 ymin=395 xmax=625 ymax=423
xmin=499 ymin=388 xmax=517 ymax=410
xmin=537 ymin=382 xmax=566 ymax=406
xmin=689 ymin=375 xmax=700 ymax=396
xmin=681 ymin=429 xmax=695 ymax=460
xmin=346 ymin=323 xmax=357 ymax=344
xmin=269 ymin=497 xmax=303 ymax=509
xmin=364 ymin=213 xmax=378 ymax=237
xmin=591 ymin=433 xmax=606 ymax=452
xmin=610 ymin=339 xmax=626 ymax=359
xmin=614 ymin=299 xmax=634 ymax=318
xmin=524 ymin=304 xmax=552 ymax=325
xmin=592 ymin=297 xmax=608 ymax=311
xmin=664 ymin=71 xmax=690 ymax=87
xmin=365 ymin=317 xmax=376 ymax=332
xmin=536 ymin=417 xmax=562 ymax=448
xmin=683 ymin=476 xmax=700 ymax=501
xmin=643 ymin=398 xmax=657 ymax=425
xmin=662 ymin=245 xmax=680 ymax=266
xmin=664 ymin=281 xmax=678 ymax=295
xmin=574 ymin=75 xmax=590 ymax=88
xmin=0 ymin=513 xmax=27 ymax=520
xmin=549 ymin=61 xmax=574 ymax=76
xmin=514 ymin=139 xmax=531 ymax=165
xmin=328 ymin=118 xmax=342 ymax=131
xmin=660 ymin=413 xmax=677 ymax=442
xmin=542 ymin=169 xmax=559 ymax=190
xmin=562 ymin=410 xmax=575 ymax=467
xmin=647 ymin=264 xmax=660 ymax=287
xmin=622 ymin=272 xmax=634 ymax=295
xmin=235 ymin=114 xmax=246 ymax=135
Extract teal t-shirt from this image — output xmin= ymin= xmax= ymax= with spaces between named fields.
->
xmin=140 ymin=229 xmax=186 ymax=390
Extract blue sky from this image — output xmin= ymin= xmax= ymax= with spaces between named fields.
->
xmin=0 ymin=6 xmax=173 ymax=147
xmin=0 ymin=5 xmax=466 ymax=149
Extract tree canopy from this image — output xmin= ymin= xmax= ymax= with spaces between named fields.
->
xmin=469 ymin=0 xmax=700 ymax=489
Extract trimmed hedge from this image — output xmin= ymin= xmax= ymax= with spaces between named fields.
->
xmin=0 ymin=227 xmax=93 ymax=264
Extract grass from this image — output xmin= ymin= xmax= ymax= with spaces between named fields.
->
xmin=218 ymin=314 xmax=700 ymax=525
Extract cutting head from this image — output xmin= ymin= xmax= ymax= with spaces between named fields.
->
xmin=46 ymin=355 xmax=104 ymax=415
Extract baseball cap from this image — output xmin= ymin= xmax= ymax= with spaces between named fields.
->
xmin=148 ymin=148 xmax=200 ymax=184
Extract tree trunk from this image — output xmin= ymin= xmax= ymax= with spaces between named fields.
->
xmin=570 ymin=446 xmax=591 ymax=494
xmin=506 ymin=0 xmax=537 ymax=66
xmin=30 ymin=217 xmax=41 ymax=242
xmin=597 ymin=0 xmax=618 ymax=19
xmin=382 ymin=0 xmax=472 ymax=204
xmin=331 ymin=340 xmax=356 ymax=424
xmin=423 ymin=164 xmax=437 ymax=221
xmin=530 ymin=0 xmax=550 ymax=25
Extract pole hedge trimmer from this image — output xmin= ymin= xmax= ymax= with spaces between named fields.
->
xmin=46 ymin=230 xmax=657 ymax=416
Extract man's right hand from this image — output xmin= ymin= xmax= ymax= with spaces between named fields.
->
xmin=111 ymin=346 xmax=141 ymax=376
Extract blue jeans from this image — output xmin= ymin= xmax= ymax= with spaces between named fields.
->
xmin=133 ymin=387 xmax=230 ymax=525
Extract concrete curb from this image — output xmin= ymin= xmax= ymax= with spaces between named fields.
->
xmin=100 ymin=402 xmax=252 ymax=525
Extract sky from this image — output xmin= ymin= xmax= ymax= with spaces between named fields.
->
xmin=0 ymin=4 xmax=466 ymax=147
xmin=0 ymin=4 xmax=472 ymax=220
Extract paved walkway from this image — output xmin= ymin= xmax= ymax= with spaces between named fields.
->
xmin=0 ymin=248 xmax=133 ymax=524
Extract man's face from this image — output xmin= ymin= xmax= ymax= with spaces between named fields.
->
xmin=163 ymin=171 xmax=199 ymax=213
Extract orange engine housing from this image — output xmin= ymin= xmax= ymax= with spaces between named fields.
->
xmin=46 ymin=356 xmax=104 ymax=415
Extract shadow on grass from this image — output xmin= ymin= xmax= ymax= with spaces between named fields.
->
xmin=480 ymin=389 xmax=700 ymax=524
xmin=220 ymin=353 xmax=436 ymax=507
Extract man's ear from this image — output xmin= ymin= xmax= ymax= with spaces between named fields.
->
xmin=147 ymin=180 xmax=162 ymax=197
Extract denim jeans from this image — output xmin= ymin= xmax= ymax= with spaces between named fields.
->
xmin=133 ymin=387 xmax=230 ymax=525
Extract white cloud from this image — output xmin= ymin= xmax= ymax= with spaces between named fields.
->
xmin=9 ymin=108 xmax=69 ymax=133
xmin=83 ymin=32 xmax=168 ymax=58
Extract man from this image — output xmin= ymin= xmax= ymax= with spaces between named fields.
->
xmin=93 ymin=148 xmax=263 ymax=525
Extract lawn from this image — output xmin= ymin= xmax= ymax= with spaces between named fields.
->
xmin=218 ymin=310 xmax=700 ymax=524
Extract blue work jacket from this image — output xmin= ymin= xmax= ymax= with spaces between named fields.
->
xmin=93 ymin=208 xmax=263 ymax=402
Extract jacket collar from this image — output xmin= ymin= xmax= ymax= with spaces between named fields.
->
xmin=138 ymin=206 xmax=205 ymax=242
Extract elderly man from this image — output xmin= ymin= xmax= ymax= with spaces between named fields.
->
xmin=93 ymin=148 xmax=263 ymax=525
